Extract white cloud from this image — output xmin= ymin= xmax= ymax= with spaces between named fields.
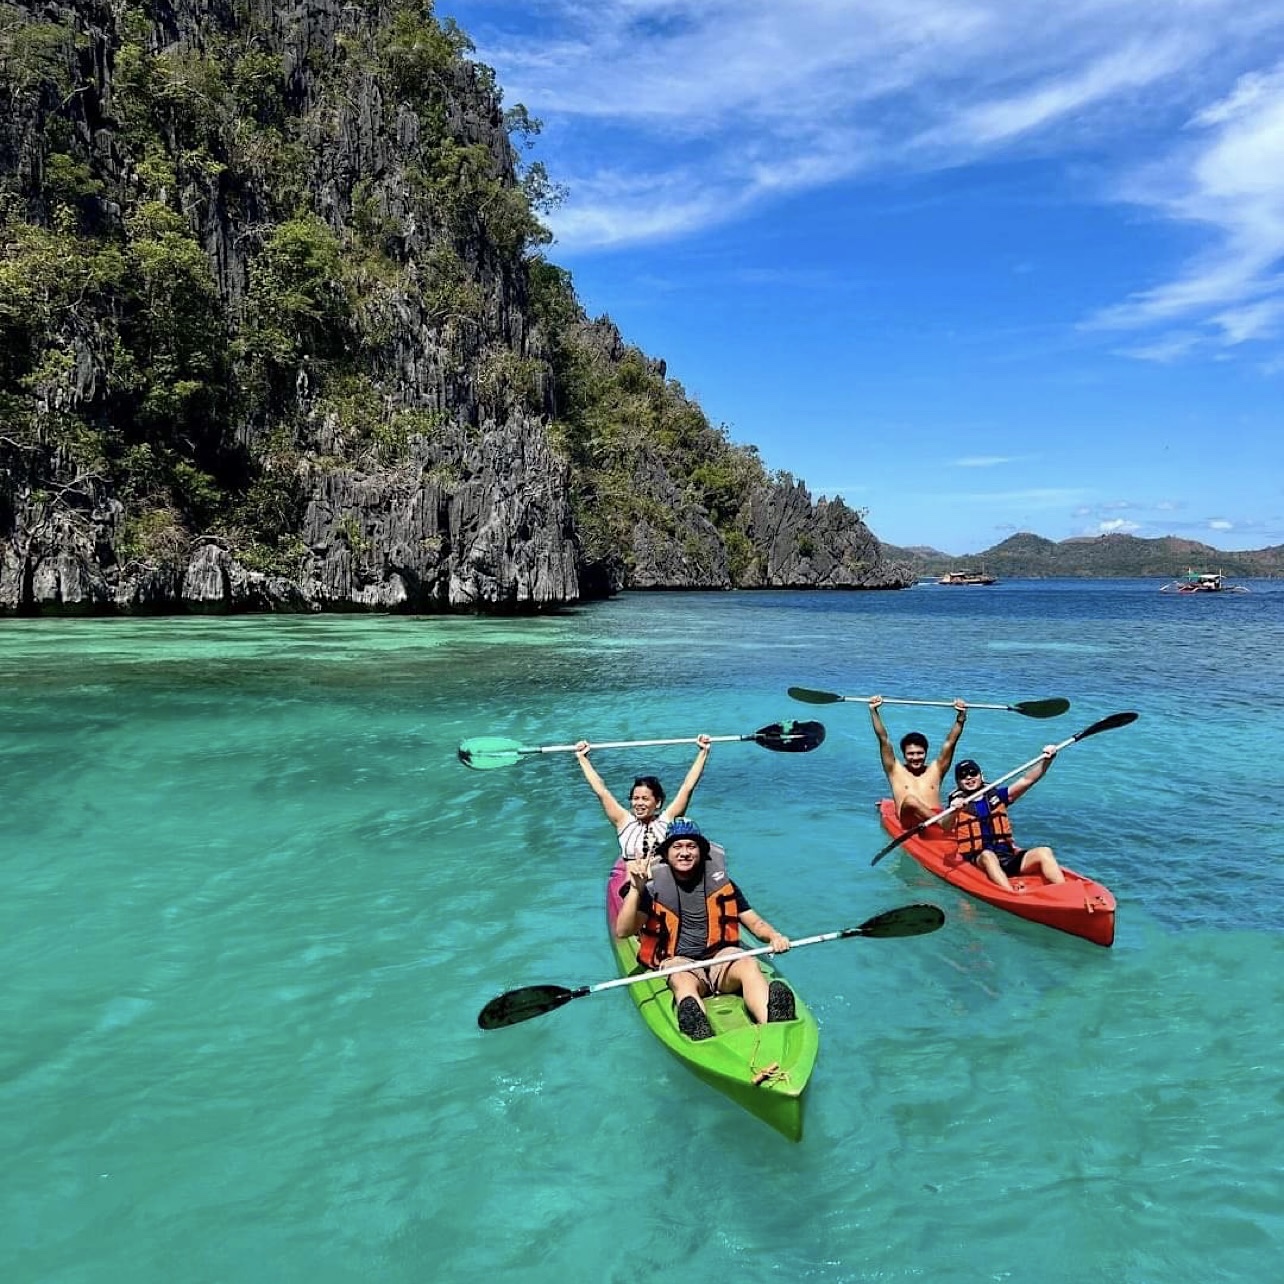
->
xmin=467 ymin=1 xmax=1248 ymax=248
xmin=1193 ymin=65 xmax=1284 ymax=127
xmin=1091 ymin=57 xmax=1284 ymax=347
xmin=483 ymin=1 xmax=996 ymax=128
xmin=461 ymin=0 xmax=1284 ymax=345
xmin=952 ymin=455 xmax=1017 ymax=467
xmin=938 ymin=36 xmax=1192 ymax=148
xmin=549 ymin=170 xmax=747 ymax=246
xmin=1095 ymin=518 xmax=1142 ymax=534
xmin=1115 ymin=333 xmax=1203 ymax=363
xmin=1213 ymin=299 xmax=1284 ymax=343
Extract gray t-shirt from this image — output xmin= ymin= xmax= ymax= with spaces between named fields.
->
xmin=672 ymin=877 xmax=712 ymax=959
xmin=638 ymin=876 xmax=752 ymax=960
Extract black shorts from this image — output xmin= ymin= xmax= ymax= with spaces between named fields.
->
xmin=967 ymin=847 xmax=1025 ymax=876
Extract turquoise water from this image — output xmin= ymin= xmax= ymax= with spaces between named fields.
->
xmin=2 ymin=582 xmax=1281 ymax=1282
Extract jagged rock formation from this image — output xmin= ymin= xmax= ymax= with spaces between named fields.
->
xmin=0 ymin=0 xmax=912 ymax=614
xmin=737 ymin=482 xmax=906 ymax=588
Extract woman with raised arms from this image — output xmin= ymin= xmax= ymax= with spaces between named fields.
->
xmin=574 ymin=734 xmax=713 ymax=874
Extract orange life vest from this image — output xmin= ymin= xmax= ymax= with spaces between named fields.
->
xmin=637 ymin=854 xmax=741 ymax=968
xmin=954 ymin=788 xmax=1017 ymax=857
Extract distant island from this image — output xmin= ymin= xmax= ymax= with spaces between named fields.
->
xmin=881 ymin=532 xmax=1284 ymax=579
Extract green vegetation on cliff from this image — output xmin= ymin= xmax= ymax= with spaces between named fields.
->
xmin=526 ymin=258 xmax=785 ymax=579
xmin=3 ymin=0 xmax=883 ymax=606
xmin=2 ymin=1 xmax=522 ymax=570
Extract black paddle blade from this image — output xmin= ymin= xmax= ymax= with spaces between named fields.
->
xmin=754 ymin=719 xmax=826 ymax=752
xmin=477 ymin=984 xmax=586 ymax=1030
xmin=869 ymin=833 xmax=905 ymax=866
xmin=1074 ymin=710 xmax=1138 ymax=740
xmin=852 ymin=904 xmax=945 ymax=938
xmin=787 ymin=687 xmax=843 ymax=705
xmin=1013 ymin=698 xmax=1070 ymax=719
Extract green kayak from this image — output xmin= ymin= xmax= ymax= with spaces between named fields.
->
xmin=606 ymin=858 xmax=820 ymax=1141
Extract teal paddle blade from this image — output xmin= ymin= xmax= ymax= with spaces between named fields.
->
xmin=457 ymin=737 xmax=527 ymax=770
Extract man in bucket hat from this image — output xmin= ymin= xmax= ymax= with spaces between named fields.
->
xmin=614 ymin=818 xmax=794 ymax=1041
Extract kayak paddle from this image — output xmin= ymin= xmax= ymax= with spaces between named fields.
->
xmin=788 ymin=687 xmax=1069 ymax=719
xmin=870 ymin=710 xmax=1139 ymax=865
xmin=458 ymin=719 xmax=826 ymax=771
xmin=477 ymin=903 xmax=945 ymax=1030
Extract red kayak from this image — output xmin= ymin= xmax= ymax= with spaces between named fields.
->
xmin=876 ymin=799 xmax=1116 ymax=947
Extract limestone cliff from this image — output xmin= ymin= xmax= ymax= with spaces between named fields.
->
xmin=0 ymin=0 xmax=911 ymax=613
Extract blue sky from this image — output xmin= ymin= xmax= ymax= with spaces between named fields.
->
xmin=439 ymin=0 xmax=1284 ymax=555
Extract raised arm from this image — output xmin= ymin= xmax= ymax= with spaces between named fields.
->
xmin=1007 ymin=745 xmax=1056 ymax=803
xmin=575 ymin=741 xmax=630 ymax=827
xmin=664 ymin=734 xmax=711 ymax=818
xmin=869 ymin=696 xmax=897 ymax=776
xmin=935 ymin=699 xmax=968 ymax=775
xmin=613 ymin=859 xmax=650 ymax=939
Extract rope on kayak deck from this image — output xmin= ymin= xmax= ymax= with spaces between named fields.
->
xmin=747 ymin=1029 xmax=791 ymax=1088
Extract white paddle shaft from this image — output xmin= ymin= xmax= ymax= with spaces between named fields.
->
xmin=854 ymin=696 xmax=1006 ymax=710
xmin=589 ymin=929 xmax=847 ymax=995
xmin=537 ymin=733 xmax=744 ymax=754
xmin=910 ymin=733 xmax=1080 ymax=833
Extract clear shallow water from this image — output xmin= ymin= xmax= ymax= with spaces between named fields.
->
xmin=2 ymin=582 xmax=1281 ymax=1282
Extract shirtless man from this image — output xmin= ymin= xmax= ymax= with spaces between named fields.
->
xmin=869 ymin=695 xmax=968 ymax=826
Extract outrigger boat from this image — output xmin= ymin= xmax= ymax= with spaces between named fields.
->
xmin=938 ymin=569 xmax=998 ymax=586
xmin=876 ymin=800 xmax=1116 ymax=947
xmin=605 ymin=858 xmax=820 ymax=1141
xmin=1159 ymin=569 xmax=1249 ymax=594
